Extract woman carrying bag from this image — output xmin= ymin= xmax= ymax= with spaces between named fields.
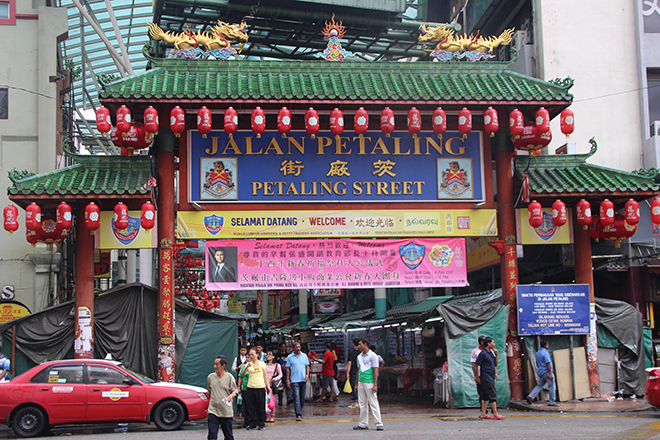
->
xmin=265 ymin=350 xmax=284 ymax=422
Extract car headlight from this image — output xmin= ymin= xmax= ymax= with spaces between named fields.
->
xmin=198 ymin=392 xmax=209 ymax=400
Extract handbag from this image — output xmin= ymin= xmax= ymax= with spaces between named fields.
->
xmin=343 ymin=379 xmax=353 ymax=394
xmin=273 ymin=364 xmax=284 ymax=391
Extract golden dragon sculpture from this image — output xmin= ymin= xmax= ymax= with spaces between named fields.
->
xmin=418 ymin=24 xmax=514 ymax=54
xmin=147 ymin=21 xmax=249 ymax=52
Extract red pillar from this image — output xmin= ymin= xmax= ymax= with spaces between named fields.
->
xmin=573 ymin=206 xmax=600 ymax=397
xmin=157 ymin=131 xmax=176 ymax=382
xmin=74 ymin=202 xmax=95 ymax=359
xmin=494 ymin=132 xmax=524 ymax=400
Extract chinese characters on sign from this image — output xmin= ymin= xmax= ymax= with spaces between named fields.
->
xmin=205 ymin=238 xmax=467 ymax=291
xmin=517 ymin=284 xmax=590 ymax=335
xmin=160 ymin=245 xmax=174 ymax=343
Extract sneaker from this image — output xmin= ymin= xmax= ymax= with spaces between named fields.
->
xmin=296 ymin=416 xmax=302 ymax=421
xmin=258 ymin=426 xmax=265 ymax=430
xmin=376 ymin=426 xmax=384 ymax=431
xmin=548 ymin=403 xmax=558 ymax=406
xmin=526 ymin=396 xmax=533 ymax=405
xmin=353 ymin=426 xmax=369 ymax=430
xmin=348 ymin=402 xmax=359 ymax=408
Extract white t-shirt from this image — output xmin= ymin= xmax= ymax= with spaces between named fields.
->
xmin=471 ymin=347 xmax=482 ymax=374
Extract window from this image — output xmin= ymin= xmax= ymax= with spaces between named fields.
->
xmin=0 ymin=3 xmax=8 ymax=19
xmin=88 ymin=365 xmax=128 ymax=385
xmin=0 ymin=88 xmax=7 ymax=119
xmin=648 ymin=71 xmax=660 ymax=136
xmin=0 ymin=0 xmax=14 ymax=25
xmin=31 ymin=365 xmax=84 ymax=384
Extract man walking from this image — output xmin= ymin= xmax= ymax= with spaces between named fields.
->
xmin=274 ymin=342 xmax=291 ymax=405
xmin=471 ymin=336 xmax=487 ymax=410
xmin=526 ymin=340 xmax=557 ymax=406
xmin=475 ymin=337 xmax=504 ymax=420
xmin=314 ymin=342 xmax=336 ymax=403
xmin=207 ymin=355 xmax=238 ymax=440
xmin=354 ymin=339 xmax=384 ymax=431
xmin=345 ymin=338 xmax=360 ymax=408
xmin=286 ymin=341 xmax=310 ymax=421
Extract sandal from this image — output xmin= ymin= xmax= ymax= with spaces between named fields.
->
xmin=493 ymin=415 xmax=505 ymax=420
xmin=479 ymin=415 xmax=493 ymax=419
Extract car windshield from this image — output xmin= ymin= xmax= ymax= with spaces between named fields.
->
xmin=118 ymin=364 xmax=155 ymax=383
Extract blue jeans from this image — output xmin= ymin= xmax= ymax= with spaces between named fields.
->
xmin=529 ymin=372 xmax=556 ymax=404
xmin=291 ymin=381 xmax=306 ymax=417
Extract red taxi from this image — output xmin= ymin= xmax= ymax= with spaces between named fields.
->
xmin=646 ymin=367 xmax=660 ymax=407
xmin=0 ymin=359 xmax=209 ymax=437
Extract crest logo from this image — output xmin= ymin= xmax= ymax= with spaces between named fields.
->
xmin=400 ymin=242 xmax=425 ymax=270
xmin=440 ymin=161 xmax=471 ymax=197
xmin=204 ymin=214 xmax=224 ymax=236
xmin=535 ymin=211 xmax=557 ymax=241
xmin=112 ymin=216 xmax=140 ymax=246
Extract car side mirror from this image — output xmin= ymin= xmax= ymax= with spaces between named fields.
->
xmin=123 ymin=377 xmax=135 ymax=385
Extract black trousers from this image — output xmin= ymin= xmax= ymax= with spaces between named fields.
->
xmin=243 ymin=387 xmax=266 ymax=428
xmin=207 ymin=413 xmax=233 ymax=440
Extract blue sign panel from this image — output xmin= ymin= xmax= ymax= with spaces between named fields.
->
xmin=188 ymin=130 xmax=484 ymax=203
xmin=517 ymin=284 xmax=590 ymax=335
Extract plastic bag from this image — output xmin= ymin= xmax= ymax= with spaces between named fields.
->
xmin=343 ymin=379 xmax=353 ymax=394
xmin=267 ymin=392 xmax=276 ymax=412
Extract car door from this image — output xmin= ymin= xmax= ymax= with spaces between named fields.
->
xmin=31 ymin=364 xmax=86 ymax=423
xmin=85 ymin=364 xmax=146 ymax=422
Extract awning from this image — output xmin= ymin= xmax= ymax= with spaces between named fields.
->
xmin=405 ymin=296 xmax=453 ymax=314
xmin=645 ymin=259 xmax=660 ymax=274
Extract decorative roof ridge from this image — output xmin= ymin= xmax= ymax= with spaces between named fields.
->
xmin=515 ymin=137 xmax=598 ymax=170
xmin=8 ymin=164 xmax=82 ymax=184
xmin=60 ymin=140 xmax=153 ymax=169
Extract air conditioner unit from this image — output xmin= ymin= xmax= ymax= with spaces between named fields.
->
xmin=513 ymin=30 xmax=528 ymax=51
xmin=652 ymin=121 xmax=660 ymax=137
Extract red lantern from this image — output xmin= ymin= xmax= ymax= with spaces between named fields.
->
xmin=305 ymin=108 xmax=320 ymax=139
xmin=590 ymin=216 xmax=601 ymax=241
xmin=330 ymin=108 xmax=344 ymax=139
xmin=170 ymin=106 xmax=186 ymax=137
xmin=141 ymin=201 xmax=156 ymax=230
xmin=381 ymin=107 xmax=395 ymax=137
xmin=600 ymin=199 xmax=614 ymax=226
xmin=535 ymin=107 xmax=550 ymax=134
xmin=551 ymin=199 xmax=567 ymax=227
xmin=528 ymin=200 xmax=543 ymax=228
xmin=560 ymin=109 xmax=574 ymax=137
xmin=26 ymin=227 xmax=38 ymax=246
xmin=116 ymin=105 xmax=131 ymax=133
xmin=56 ymin=201 xmax=72 ymax=234
xmin=110 ymin=126 xmax=123 ymax=149
xmin=458 ymin=108 xmax=472 ymax=140
xmin=433 ymin=107 xmax=447 ymax=140
xmin=652 ymin=197 xmax=660 ymax=225
xmin=407 ymin=107 xmax=421 ymax=138
xmin=354 ymin=107 xmax=368 ymax=138
xmin=277 ymin=107 xmax=291 ymax=138
xmin=509 ymin=109 xmax=524 ymax=138
xmin=122 ymin=122 xmax=153 ymax=154
xmin=576 ymin=199 xmax=591 ymax=230
xmin=96 ymin=106 xmax=112 ymax=136
xmin=197 ymin=106 xmax=212 ymax=138
xmin=3 ymin=205 xmax=18 ymax=234
xmin=224 ymin=107 xmax=238 ymax=139
xmin=597 ymin=214 xmax=637 ymax=248
xmin=512 ymin=125 xmax=552 ymax=155
xmin=484 ymin=107 xmax=499 ymax=137
xmin=251 ymin=107 xmax=265 ymax=138
xmin=85 ymin=202 xmax=100 ymax=233
xmin=624 ymin=199 xmax=640 ymax=225
xmin=113 ymin=202 xmax=129 ymax=230
xmin=37 ymin=213 xmax=67 ymax=246
xmin=143 ymin=106 xmax=159 ymax=137
xmin=26 ymin=202 xmax=41 ymax=232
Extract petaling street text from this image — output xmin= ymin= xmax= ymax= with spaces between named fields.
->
xmin=251 ymin=180 xmax=425 ymax=196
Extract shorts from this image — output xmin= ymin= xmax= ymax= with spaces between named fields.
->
xmin=481 ymin=380 xmax=497 ymax=403
xmin=321 ymin=375 xmax=334 ymax=389
xmin=476 ymin=382 xmax=484 ymax=400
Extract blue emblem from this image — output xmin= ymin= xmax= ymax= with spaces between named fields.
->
xmin=535 ymin=211 xmax=557 ymax=241
xmin=204 ymin=214 xmax=224 ymax=236
xmin=112 ymin=216 xmax=141 ymax=246
xmin=400 ymin=242 xmax=425 ymax=270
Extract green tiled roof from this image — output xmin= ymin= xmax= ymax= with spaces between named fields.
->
xmin=405 ymin=296 xmax=453 ymax=313
xmin=100 ymin=47 xmax=573 ymax=104
xmin=7 ymin=152 xmax=153 ymax=197
xmin=515 ymin=139 xmax=660 ymax=197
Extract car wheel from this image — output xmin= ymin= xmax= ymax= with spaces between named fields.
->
xmin=12 ymin=406 xmax=47 ymax=438
xmin=153 ymin=400 xmax=185 ymax=431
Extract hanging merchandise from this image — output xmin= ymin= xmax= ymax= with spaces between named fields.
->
xmin=551 ymin=199 xmax=567 ymax=227
xmin=96 ymin=106 xmax=112 ymax=136
xmin=433 ymin=107 xmax=447 ymax=141
xmin=509 ymin=109 xmax=524 ymax=138
xmin=144 ymin=106 xmax=159 ymax=139
xmin=597 ymin=214 xmax=637 ymax=248
xmin=652 ymin=197 xmax=660 ymax=225
xmin=600 ymin=199 xmax=614 ymax=226
xmin=381 ymin=107 xmax=395 ymax=137
xmin=305 ymin=107 xmax=320 ymax=138
xmin=170 ymin=106 xmax=186 ymax=137
xmin=277 ymin=107 xmax=292 ymax=138
xmin=511 ymin=125 xmax=552 ymax=155
xmin=329 ymin=108 xmax=344 ymax=139
xmin=56 ymin=201 xmax=72 ymax=234
xmin=354 ymin=107 xmax=368 ymax=139
xmin=197 ymin=106 xmax=212 ymax=138
xmin=483 ymin=107 xmax=499 ymax=137
xmin=113 ymin=202 xmax=129 ymax=230
xmin=141 ymin=201 xmax=156 ymax=230
xmin=122 ymin=122 xmax=153 ymax=154
xmin=224 ymin=107 xmax=238 ymax=139
xmin=624 ymin=199 xmax=640 ymax=225
xmin=576 ymin=199 xmax=591 ymax=230
xmin=457 ymin=108 xmax=472 ymax=140
xmin=535 ymin=107 xmax=550 ymax=133
xmin=85 ymin=202 xmax=100 ymax=233
xmin=560 ymin=109 xmax=574 ymax=137
xmin=3 ymin=205 xmax=18 ymax=234
xmin=251 ymin=107 xmax=265 ymax=138
xmin=116 ymin=105 xmax=132 ymax=133
xmin=528 ymin=200 xmax=543 ymax=228
xmin=26 ymin=202 xmax=41 ymax=233
xmin=407 ymin=107 xmax=421 ymax=138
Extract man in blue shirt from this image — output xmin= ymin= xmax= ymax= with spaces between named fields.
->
xmin=286 ymin=342 xmax=310 ymax=421
xmin=0 ymin=346 xmax=10 ymax=381
xmin=475 ymin=337 xmax=504 ymax=419
xmin=526 ymin=340 xmax=556 ymax=406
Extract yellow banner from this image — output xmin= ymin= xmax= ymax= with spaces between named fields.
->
xmin=98 ymin=211 xmax=158 ymax=249
xmin=176 ymin=209 xmax=498 ymax=239
xmin=517 ymin=208 xmax=573 ymax=245
xmin=0 ymin=302 xmax=30 ymax=324
xmin=466 ymin=237 xmax=501 ymax=272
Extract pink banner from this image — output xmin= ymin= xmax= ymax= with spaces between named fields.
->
xmin=205 ymin=238 xmax=467 ymax=291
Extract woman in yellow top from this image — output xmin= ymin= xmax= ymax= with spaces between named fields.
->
xmin=243 ymin=347 xmax=271 ymax=430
